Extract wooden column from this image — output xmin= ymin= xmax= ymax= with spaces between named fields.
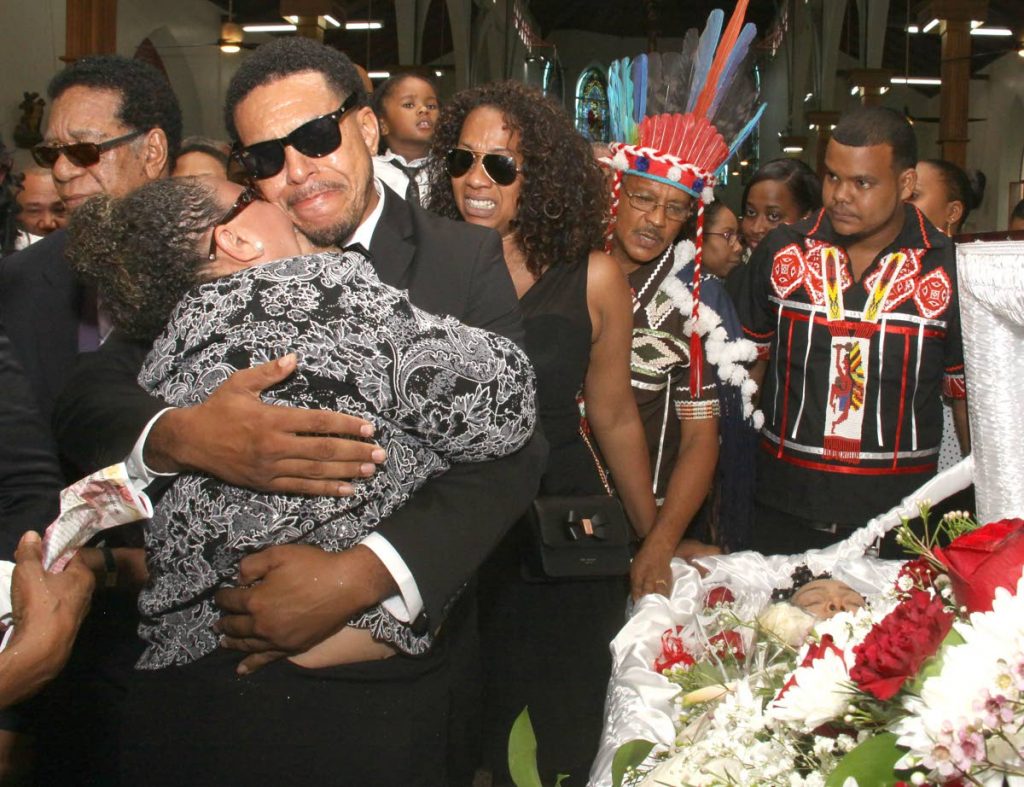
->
xmin=294 ymin=16 xmax=325 ymax=41
xmin=64 ymin=0 xmax=117 ymax=62
xmin=281 ymin=1 xmax=338 ymax=42
xmin=848 ymin=68 xmax=893 ymax=107
xmin=918 ymin=0 xmax=988 ymax=169
xmin=937 ymin=18 xmax=972 ymax=168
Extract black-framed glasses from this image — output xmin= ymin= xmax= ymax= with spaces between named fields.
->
xmin=233 ymin=91 xmax=361 ymax=180
xmin=623 ymin=190 xmax=690 ymax=223
xmin=705 ymin=229 xmax=742 ymax=246
xmin=207 ymin=187 xmax=261 ymax=260
xmin=445 ymin=148 xmax=521 ymax=186
xmin=31 ymin=129 xmax=145 ymax=169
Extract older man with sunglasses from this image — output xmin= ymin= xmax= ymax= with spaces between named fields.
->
xmin=0 ymin=54 xmax=182 ymax=786
xmin=55 ymin=37 xmax=544 ymax=786
xmin=0 ymin=56 xmax=181 ymax=425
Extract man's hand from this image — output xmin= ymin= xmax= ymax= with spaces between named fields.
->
xmin=145 ymin=354 xmax=387 ymax=496
xmin=1 ymin=532 xmax=95 ymax=705
xmin=214 ymin=544 xmax=397 ymax=674
xmin=630 ymin=536 xmax=675 ymax=601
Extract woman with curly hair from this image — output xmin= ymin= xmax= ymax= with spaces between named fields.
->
xmin=66 ymin=176 xmax=537 ymax=784
xmin=428 ymin=81 xmax=661 ymax=784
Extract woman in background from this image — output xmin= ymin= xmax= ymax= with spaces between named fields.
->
xmin=909 ymin=158 xmax=983 ymax=473
xmin=739 ymin=158 xmax=822 ymax=252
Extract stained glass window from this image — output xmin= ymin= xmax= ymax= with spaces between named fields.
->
xmin=575 ymin=67 xmax=609 ymax=143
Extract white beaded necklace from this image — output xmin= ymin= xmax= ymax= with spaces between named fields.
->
xmin=631 ymin=244 xmax=674 ymax=315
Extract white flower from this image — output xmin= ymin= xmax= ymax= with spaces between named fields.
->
xmin=757 ymin=603 xmax=816 ymax=648
xmin=771 ymin=647 xmax=855 ymax=731
xmin=894 ymin=572 xmax=1024 ymax=782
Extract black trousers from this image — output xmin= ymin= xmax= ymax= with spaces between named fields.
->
xmin=119 ymin=645 xmax=450 ymax=787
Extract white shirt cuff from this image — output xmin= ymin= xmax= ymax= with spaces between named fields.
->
xmin=125 ymin=408 xmax=180 ymax=488
xmin=359 ymin=532 xmax=423 ymax=623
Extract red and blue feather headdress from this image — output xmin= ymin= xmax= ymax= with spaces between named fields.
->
xmin=604 ymin=0 xmax=765 ymax=394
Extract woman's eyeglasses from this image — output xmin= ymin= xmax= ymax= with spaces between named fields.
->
xmin=233 ymin=91 xmax=360 ymax=181
xmin=705 ymin=229 xmax=742 ymax=246
xmin=623 ymin=191 xmax=690 ymax=223
xmin=445 ymin=148 xmax=521 ymax=186
xmin=32 ymin=129 xmax=145 ymax=169
xmin=207 ymin=187 xmax=261 ymax=260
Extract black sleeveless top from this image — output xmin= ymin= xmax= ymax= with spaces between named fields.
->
xmin=520 ymin=256 xmax=605 ymax=497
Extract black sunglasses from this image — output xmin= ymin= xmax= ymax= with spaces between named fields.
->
xmin=207 ymin=187 xmax=261 ymax=260
xmin=31 ymin=129 xmax=145 ymax=169
xmin=233 ymin=92 xmax=361 ymax=181
xmin=445 ymin=148 xmax=521 ymax=186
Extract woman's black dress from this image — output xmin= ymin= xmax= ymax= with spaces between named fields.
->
xmin=478 ymin=256 xmax=629 ymax=786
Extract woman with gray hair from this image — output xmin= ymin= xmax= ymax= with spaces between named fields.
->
xmin=67 ymin=175 xmax=536 ymax=782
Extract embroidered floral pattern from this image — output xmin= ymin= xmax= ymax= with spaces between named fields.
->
xmin=136 ymin=251 xmax=536 ymax=669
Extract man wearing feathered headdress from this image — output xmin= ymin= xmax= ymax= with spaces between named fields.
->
xmin=601 ymin=0 xmax=764 ymax=587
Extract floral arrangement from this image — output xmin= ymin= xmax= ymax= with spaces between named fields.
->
xmin=614 ymin=511 xmax=1024 ymax=787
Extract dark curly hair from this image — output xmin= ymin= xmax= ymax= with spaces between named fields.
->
xmin=426 ymin=81 xmax=608 ymax=277
xmin=48 ymin=55 xmax=183 ymax=168
xmin=67 ymin=179 xmax=221 ymax=342
xmin=224 ymin=37 xmax=367 ymax=141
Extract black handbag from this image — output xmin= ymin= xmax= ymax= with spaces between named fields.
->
xmin=522 ymin=427 xmax=634 ymax=580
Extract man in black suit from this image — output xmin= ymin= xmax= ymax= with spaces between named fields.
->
xmin=0 ymin=56 xmax=182 ymax=426
xmin=55 ymin=38 xmax=543 ymax=785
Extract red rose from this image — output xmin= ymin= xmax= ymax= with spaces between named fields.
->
xmin=654 ymin=626 xmax=695 ymax=673
xmin=850 ymin=590 xmax=953 ymax=700
xmin=704 ymin=587 xmax=735 ymax=608
xmin=933 ymin=519 xmax=1024 ymax=613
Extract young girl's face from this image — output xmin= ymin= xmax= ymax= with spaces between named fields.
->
xmin=380 ymin=76 xmax=439 ymax=155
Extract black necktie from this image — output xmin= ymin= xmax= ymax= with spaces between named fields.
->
xmin=389 ymin=160 xmax=422 ymax=205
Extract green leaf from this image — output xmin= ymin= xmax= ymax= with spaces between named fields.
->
xmin=611 ymin=739 xmax=656 ymax=787
xmin=825 ymin=732 xmax=903 ymax=787
xmin=508 ymin=707 xmax=545 ymax=787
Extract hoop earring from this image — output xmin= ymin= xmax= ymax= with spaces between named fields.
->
xmin=543 ymin=199 xmax=563 ymax=220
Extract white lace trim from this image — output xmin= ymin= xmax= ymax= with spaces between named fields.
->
xmin=658 ymin=240 xmax=764 ymax=428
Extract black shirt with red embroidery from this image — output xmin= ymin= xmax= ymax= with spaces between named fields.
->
xmin=732 ymin=204 xmax=965 ymax=526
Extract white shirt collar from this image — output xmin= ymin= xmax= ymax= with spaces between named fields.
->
xmin=377 ymin=149 xmax=430 ymax=168
xmin=344 ymin=178 xmax=386 ymax=250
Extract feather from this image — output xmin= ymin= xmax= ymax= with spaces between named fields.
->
xmin=709 ymin=54 xmax=758 ymax=143
xmin=670 ymin=29 xmax=699 ymax=113
xmin=632 ymin=54 xmax=648 ymax=122
xmin=606 ymin=60 xmax=624 ymax=141
xmin=685 ymin=9 xmax=724 ymax=114
xmin=607 ymin=58 xmax=637 ymax=144
xmin=708 ymin=23 xmax=757 ymax=118
xmin=654 ymin=114 xmax=683 ymax=161
xmin=693 ymin=0 xmax=751 ymax=119
xmin=645 ymin=54 xmax=664 ymax=115
xmin=727 ymin=103 xmax=767 ymax=158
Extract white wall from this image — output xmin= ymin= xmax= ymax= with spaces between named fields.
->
xmin=117 ymin=0 xmax=245 ymax=141
xmin=0 ymin=0 xmax=246 ymax=160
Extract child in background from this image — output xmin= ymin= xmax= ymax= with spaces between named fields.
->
xmin=372 ymin=72 xmax=439 ymax=207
